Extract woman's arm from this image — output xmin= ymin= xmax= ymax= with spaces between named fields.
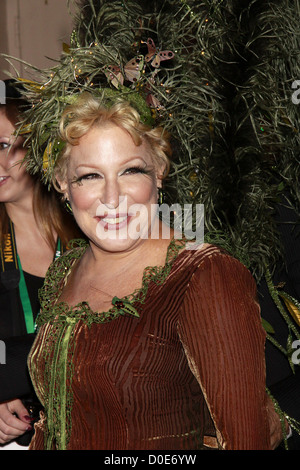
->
xmin=178 ymin=249 xmax=282 ymax=449
xmin=0 ymin=334 xmax=36 ymax=402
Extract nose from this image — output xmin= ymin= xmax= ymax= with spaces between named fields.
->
xmin=99 ymin=177 xmax=121 ymax=209
xmin=0 ymin=151 xmax=8 ymax=170
xmin=0 ymin=143 xmax=18 ymax=170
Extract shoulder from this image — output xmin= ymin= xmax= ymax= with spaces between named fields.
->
xmin=177 ymin=243 xmax=262 ymax=335
xmin=175 ymin=241 xmax=246 ymax=270
xmin=40 ymin=239 xmax=87 ymax=299
xmin=48 ymin=240 xmax=86 ymax=273
xmin=174 ymin=241 xmax=255 ymax=291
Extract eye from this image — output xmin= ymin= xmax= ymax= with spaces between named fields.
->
xmin=122 ymin=166 xmax=151 ymax=176
xmin=80 ymin=173 xmax=101 ymax=180
xmin=0 ymin=142 xmax=9 ymax=151
xmin=71 ymin=173 xmax=102 ymax=185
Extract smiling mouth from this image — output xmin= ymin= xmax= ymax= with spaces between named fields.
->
xmin=102 ymin=215 xmax=128 ymax=225
xmin=95 ymin=213 xmax=131 ymax=230
xmin=0 ymin=176 xmax=9 ymax=183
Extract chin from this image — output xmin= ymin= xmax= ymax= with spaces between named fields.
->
xmin=92 ymin=236 xmax=146 ymax=254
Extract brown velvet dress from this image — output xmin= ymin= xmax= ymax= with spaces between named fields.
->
xmin=28 ymin=240 xmax=276 ymax=450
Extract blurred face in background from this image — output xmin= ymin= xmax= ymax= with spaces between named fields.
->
xmin=0 ymin=105 xmax=34 ymax=204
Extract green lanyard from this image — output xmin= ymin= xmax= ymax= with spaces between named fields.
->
xmin=18 ymin=238 xmax=62 ymax=334
xmin=17 ymin=253 xmax=35 ymax=334
xmin=1 ymin=221 xmax=62 ymax=334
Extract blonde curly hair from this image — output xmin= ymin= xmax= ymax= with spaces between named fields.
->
xmin=54 ymin=92 xmax=172 ymax=187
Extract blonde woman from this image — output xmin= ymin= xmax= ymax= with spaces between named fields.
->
xmin=28 ymin=93 xmax=283 ymax=450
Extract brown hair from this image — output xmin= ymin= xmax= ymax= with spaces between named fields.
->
xmin=0 ymin=101 xmax=81 ymax=249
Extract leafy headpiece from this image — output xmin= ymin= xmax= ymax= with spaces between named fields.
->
xmin=10 ymin=1 xmax=214 ymax=187
xmin=5 ymin=0 xmax=300 ymax=270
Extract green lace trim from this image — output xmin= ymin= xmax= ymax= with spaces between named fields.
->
xmin=37 ymin=237 xmax=186 ymax=328
xmin=35 ymin=237 xmax=186 ymax=450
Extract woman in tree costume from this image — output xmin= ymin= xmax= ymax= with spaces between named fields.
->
xmin=7 ymin=0 xmax=300 ymax=449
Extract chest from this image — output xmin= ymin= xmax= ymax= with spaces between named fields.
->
xmin=16 ymin=236 xmax=55 ymax=277
xmin=31 ymin=269 xmax=193 ymax=396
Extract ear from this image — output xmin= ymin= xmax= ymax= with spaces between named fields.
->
xmin=156 ymin=176 xmax=163 ymax=189
xmin=155 ymin=162 xmax=167 ymax=188
xmin=55 ymin=174 xmax=69 ymax=200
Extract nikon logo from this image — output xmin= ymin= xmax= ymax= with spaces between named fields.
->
xmin=3 ymin=234 xmax=13 ymax=263
xmin=0 ymin=341 xmax=6 ymax=364
xmin=0 ymin=80 xmax=5 ymax=104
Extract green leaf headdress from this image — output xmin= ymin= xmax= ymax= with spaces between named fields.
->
xmin=9 ymin=0 xmax=225 ymax=195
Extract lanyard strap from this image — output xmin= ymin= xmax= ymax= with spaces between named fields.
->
xmin=0 ymin=220 xmax=18 ymax=274
xmin=1 ymin=221 xmax=62 ymax=334
xmin=17 ymin=252 xmax=35 ymax=333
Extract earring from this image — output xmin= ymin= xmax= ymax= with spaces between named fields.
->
xmin=158 ymin=188 xmax=164 ymax=205
xmin=64 ymin=199 xmax=73 ymax=214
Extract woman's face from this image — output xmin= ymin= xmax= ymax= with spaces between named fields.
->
xmin=0 ymin=107 xmax=34 ymax=204
xmin=60 ymin=123 xmax=164 ymax=254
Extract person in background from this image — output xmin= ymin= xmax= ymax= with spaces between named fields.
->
xmin=27 ymin=93 xmax=284 ymax=450
xmin=0 ymin=79 xmax=82 ymax=449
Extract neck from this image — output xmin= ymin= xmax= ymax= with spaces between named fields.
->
xmin=5 ymin=190 xmax=37 ymax=230
xmin=4 ymin=187 xmax=34 ymax=220
xmin=88 ymin=237 xmax=150 ymax=268
xmin=85 ymin=223 xmax=175 ymax=276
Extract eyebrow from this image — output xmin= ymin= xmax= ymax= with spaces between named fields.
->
xmin=73 ymin=156 xmax=150 ymax=171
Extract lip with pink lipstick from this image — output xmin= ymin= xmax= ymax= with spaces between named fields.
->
xmin=0 ymin=176 xmax=9 ymax=186
xmin=95 ymin=212 xmax=131 ymax=231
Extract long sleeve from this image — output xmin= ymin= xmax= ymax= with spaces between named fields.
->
xmin=178 ymin=249 xmax=278 ymax=449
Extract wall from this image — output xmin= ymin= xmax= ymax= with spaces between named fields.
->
xmin=0 ymin=0 xmax=75 ymax=80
